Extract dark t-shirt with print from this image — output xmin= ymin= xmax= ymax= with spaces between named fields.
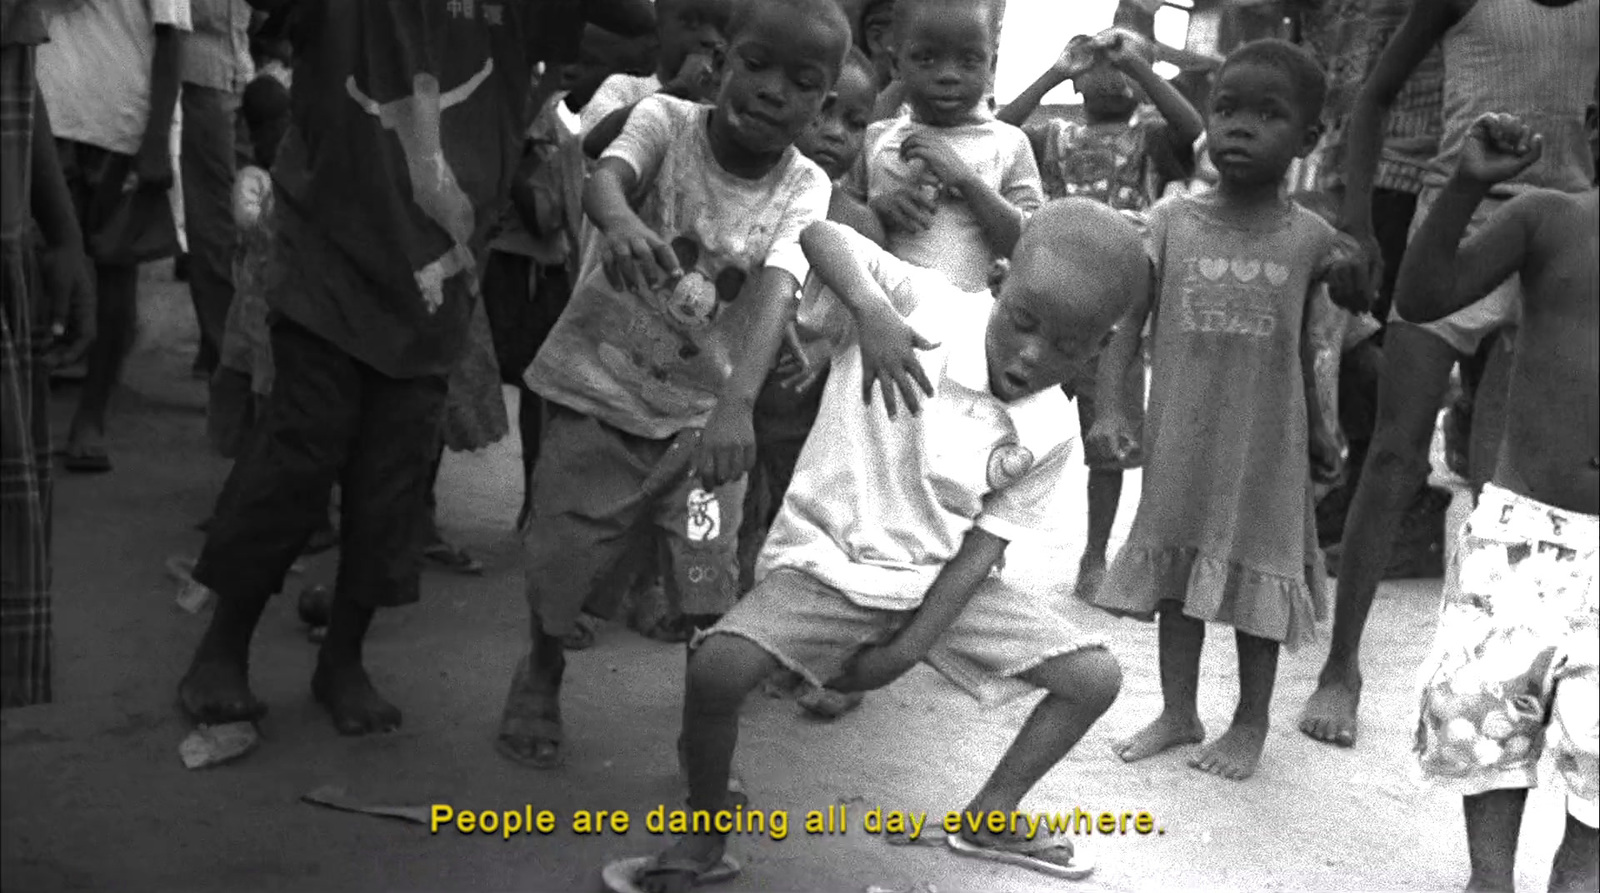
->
xmin=267 ymin=0 xmax=535 ymax=379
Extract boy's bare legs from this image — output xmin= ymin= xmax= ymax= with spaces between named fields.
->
xmin=1463 ymin=789 xmax=1526 ymax=892
xmin=179 ymin=588 xmax=272 ymax=722
xmin=312 ymin=592 xmax=400 ymax=734
xmin=1074 ymin=470 xmax=1121 ymax=599
xmin=64 ymin=263 xmax=138 ymax=466
xmin=1549 ymin=814 xmax=1600 ymax=893
xmin=957 ymin=649 xmax=1121 ymax=842
xmin=1190 ymin=630 xmax=1277 ymax=780
xmin=1117 ymin=606 xmax=1206 ymax=761
xmin=1302 ymin=322 xmax=1456 ymax=746
xmin=643 ymin=634 xmax=779 ymax=893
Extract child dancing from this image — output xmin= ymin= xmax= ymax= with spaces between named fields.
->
xmin=497 ymin=0 xmax=852 ymax=770
xmin=1400 ymin=112 xmax=1597 ymax=893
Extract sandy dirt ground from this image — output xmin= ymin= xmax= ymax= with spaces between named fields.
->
xmin=0 ymin=266 xmax=1577 ymax=892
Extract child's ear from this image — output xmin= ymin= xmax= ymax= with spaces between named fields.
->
xmin=1297 ymin=120 xmax=1325 ymax=159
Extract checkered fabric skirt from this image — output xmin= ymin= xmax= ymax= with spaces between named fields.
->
xmin=1 ymin=44 xmax=52 ymax=708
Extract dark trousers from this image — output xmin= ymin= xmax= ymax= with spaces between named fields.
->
xmin=194 ymin=317 xmax=448 ymax=609
xmin=180 ymin=84 xmax=239 ymax=372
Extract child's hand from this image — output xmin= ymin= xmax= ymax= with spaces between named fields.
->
xmin=901 ymin=133 xmax=977 ymax=193
xmin=598 ymin=218 xmax=683 ymax=294
xmin=1310 ymin=429 xmax=1346 ymax=487
xmin=40 ymin=241 xmax=96 ymax=371
xmin=870 ymin=187 xmax=937 ymax=234
xmin=1322 ymin=231 xmax=1375 ymax=314
xmin=825 ymin=640 xmax=920 ymax=692
xmin=1095 ymin=28 xmax=1147 ymax=72
xmin=1458 ymin=113 xmax=1543 ymax=186
xmin=1050 ymin=35 xmax=1096 ymax=78
xmin=693 ymin=400 xmax=757 ymax=488
xmin=1087 ymin=415 xmax=1137 ymax=465
xmin=857 ymin=305 xmax=937 ymax=418
xmin=776 ymin=323 xmax=829 ymax=392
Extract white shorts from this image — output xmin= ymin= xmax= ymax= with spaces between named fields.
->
xmin=1390 ymin=186 xmax=1521 ymax=355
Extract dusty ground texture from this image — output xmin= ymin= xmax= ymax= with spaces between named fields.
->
xmin=0 ymin=266 xmax=1576 ymax=892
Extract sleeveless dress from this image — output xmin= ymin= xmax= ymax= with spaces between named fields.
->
xmin=1086 ymin=194 xmax=1340 ymax=648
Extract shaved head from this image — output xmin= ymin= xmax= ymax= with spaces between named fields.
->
xmin=985 ymin=198 xmax=1149 ymax=402
xmin=1009 ymin=198 xmax=1147 ymax=330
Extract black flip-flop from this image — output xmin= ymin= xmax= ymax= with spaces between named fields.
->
xmin=63 ymin=447 xmax=112 ymax=474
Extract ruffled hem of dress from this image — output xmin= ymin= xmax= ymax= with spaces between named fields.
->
xmin=1084 ymin=545 xmax=1327 ymax=650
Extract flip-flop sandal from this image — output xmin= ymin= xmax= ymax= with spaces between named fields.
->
xmin=946 ymin=831 xmax=1093 ymax=880
xmin=883 ymin=829 xmax=948 ymax=848
xmin=423 ymin=542 xmax=484 ymax=575
xmin=63 ymin=447 xmax=112 ymax=473
xmin=495 ymin=732 xmax=562 ymax=770
xmin=600 ymin=853 xmax=741 ymax=893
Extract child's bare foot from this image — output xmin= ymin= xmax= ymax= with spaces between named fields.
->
xmin=633 ymin=834 xmax=730 ymax=893
xmin=312 ymin=658 xmax=402 ymax=735
xmin=178 ymin=650 xmax=266 ymax=724
xmin=1188 ymin=721 xmax=1267 ymax=780
xmin=1115 ymin=711 xmax=1204 ymax=762
xmin=1299 ymin=662 xmax=1362 ymax=747
xmin=1073 ymin=552 xmax=1107 ymax=601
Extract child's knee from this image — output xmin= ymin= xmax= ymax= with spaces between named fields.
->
xmin=1036 ymin=647 xmax=1122 ymax=711
xmin=687 ymin=633 xmax=773 ymax=712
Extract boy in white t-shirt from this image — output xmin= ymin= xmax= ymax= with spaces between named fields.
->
xmin=497 ymin=0 xmax=852 ymax=772
xmin=619 ymin=199 xmax=1144 ymax=891
xmin=845 ymin=0 xmax=1043 ymax=292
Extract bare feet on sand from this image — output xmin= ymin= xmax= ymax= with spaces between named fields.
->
xmin=1299 ymin=665 xmax=1362 ymax=747
xmin=1115 ymin=711 xmax=1205 ymax=762
xmin=312 ymin=659 xmax=402 ymax=736
xmin=179 ymin=652 xmax=267 ymax=724
xmin=1188 ymin=721 xmax=1267 ymax=780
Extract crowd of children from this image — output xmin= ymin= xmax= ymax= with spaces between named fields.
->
xmin=1 ymin=0 xmax=1593 ymax=889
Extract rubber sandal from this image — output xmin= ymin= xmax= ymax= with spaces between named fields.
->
xmin=601 ymin=854 xmax=741 ymax=893
xmin=63 ymin=446 xmax=112 ymax=474
xmin=423 ymin=542 xmax=484 ymax=575
xmin=561 ymin=614 xmax=599 ymax=651
xmin=946 ymin=831 xmax=1093 ymax=880
xmin=494 ymin=732 xmax=562 ymax=770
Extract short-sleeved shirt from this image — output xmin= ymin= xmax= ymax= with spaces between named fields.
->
xmin=847 ymin=116 xmax=1044 ymax=292
xmin=578 ymin=72 xmax=660 ymax=136
xmin=525 ymin=94 xmax=833 ymax=439
xmin=36 ymin=0 xmax=192 ymax=156
xmin=758 ymin=228 xmax=1078 ymax=610
xmin=178 ymin=0 xmax=252 ymax=92
xmin=1025 ymin=107 xmax=1189 ymax=219
xmin=265 ymin=0 xmax=536 ymax=379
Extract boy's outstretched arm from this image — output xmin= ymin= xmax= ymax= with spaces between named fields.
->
xmin=996 ymin=45 xmax=1076 ymax=128
xmin=1340 ymin=0 xmax=1457 ymax=247
xmin=584 ymin=157 xmax=683 ymax=293
xmin=694 ymin=267 xmax=802 ymax=486
xmin=1395 ymin=113 xmax=1545 ymax=324
xmin=801 ymin=220 xmax=936 ymax=416
xmin=827 ymin=528 xmax=1008 ymax=692
xmin=900 ymin=133 xmax=1025 ymax=257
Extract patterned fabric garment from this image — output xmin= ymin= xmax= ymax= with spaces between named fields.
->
xmin=1414 ymin=484 xmax=1599 ymax=828
xmin=1029 ymin=107 xmax=1170 ymax=216
xmin=1 ymin=21 xmax=53 ymax=708
xmin=1299 ymin=0 xmax=1444 ymax=195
